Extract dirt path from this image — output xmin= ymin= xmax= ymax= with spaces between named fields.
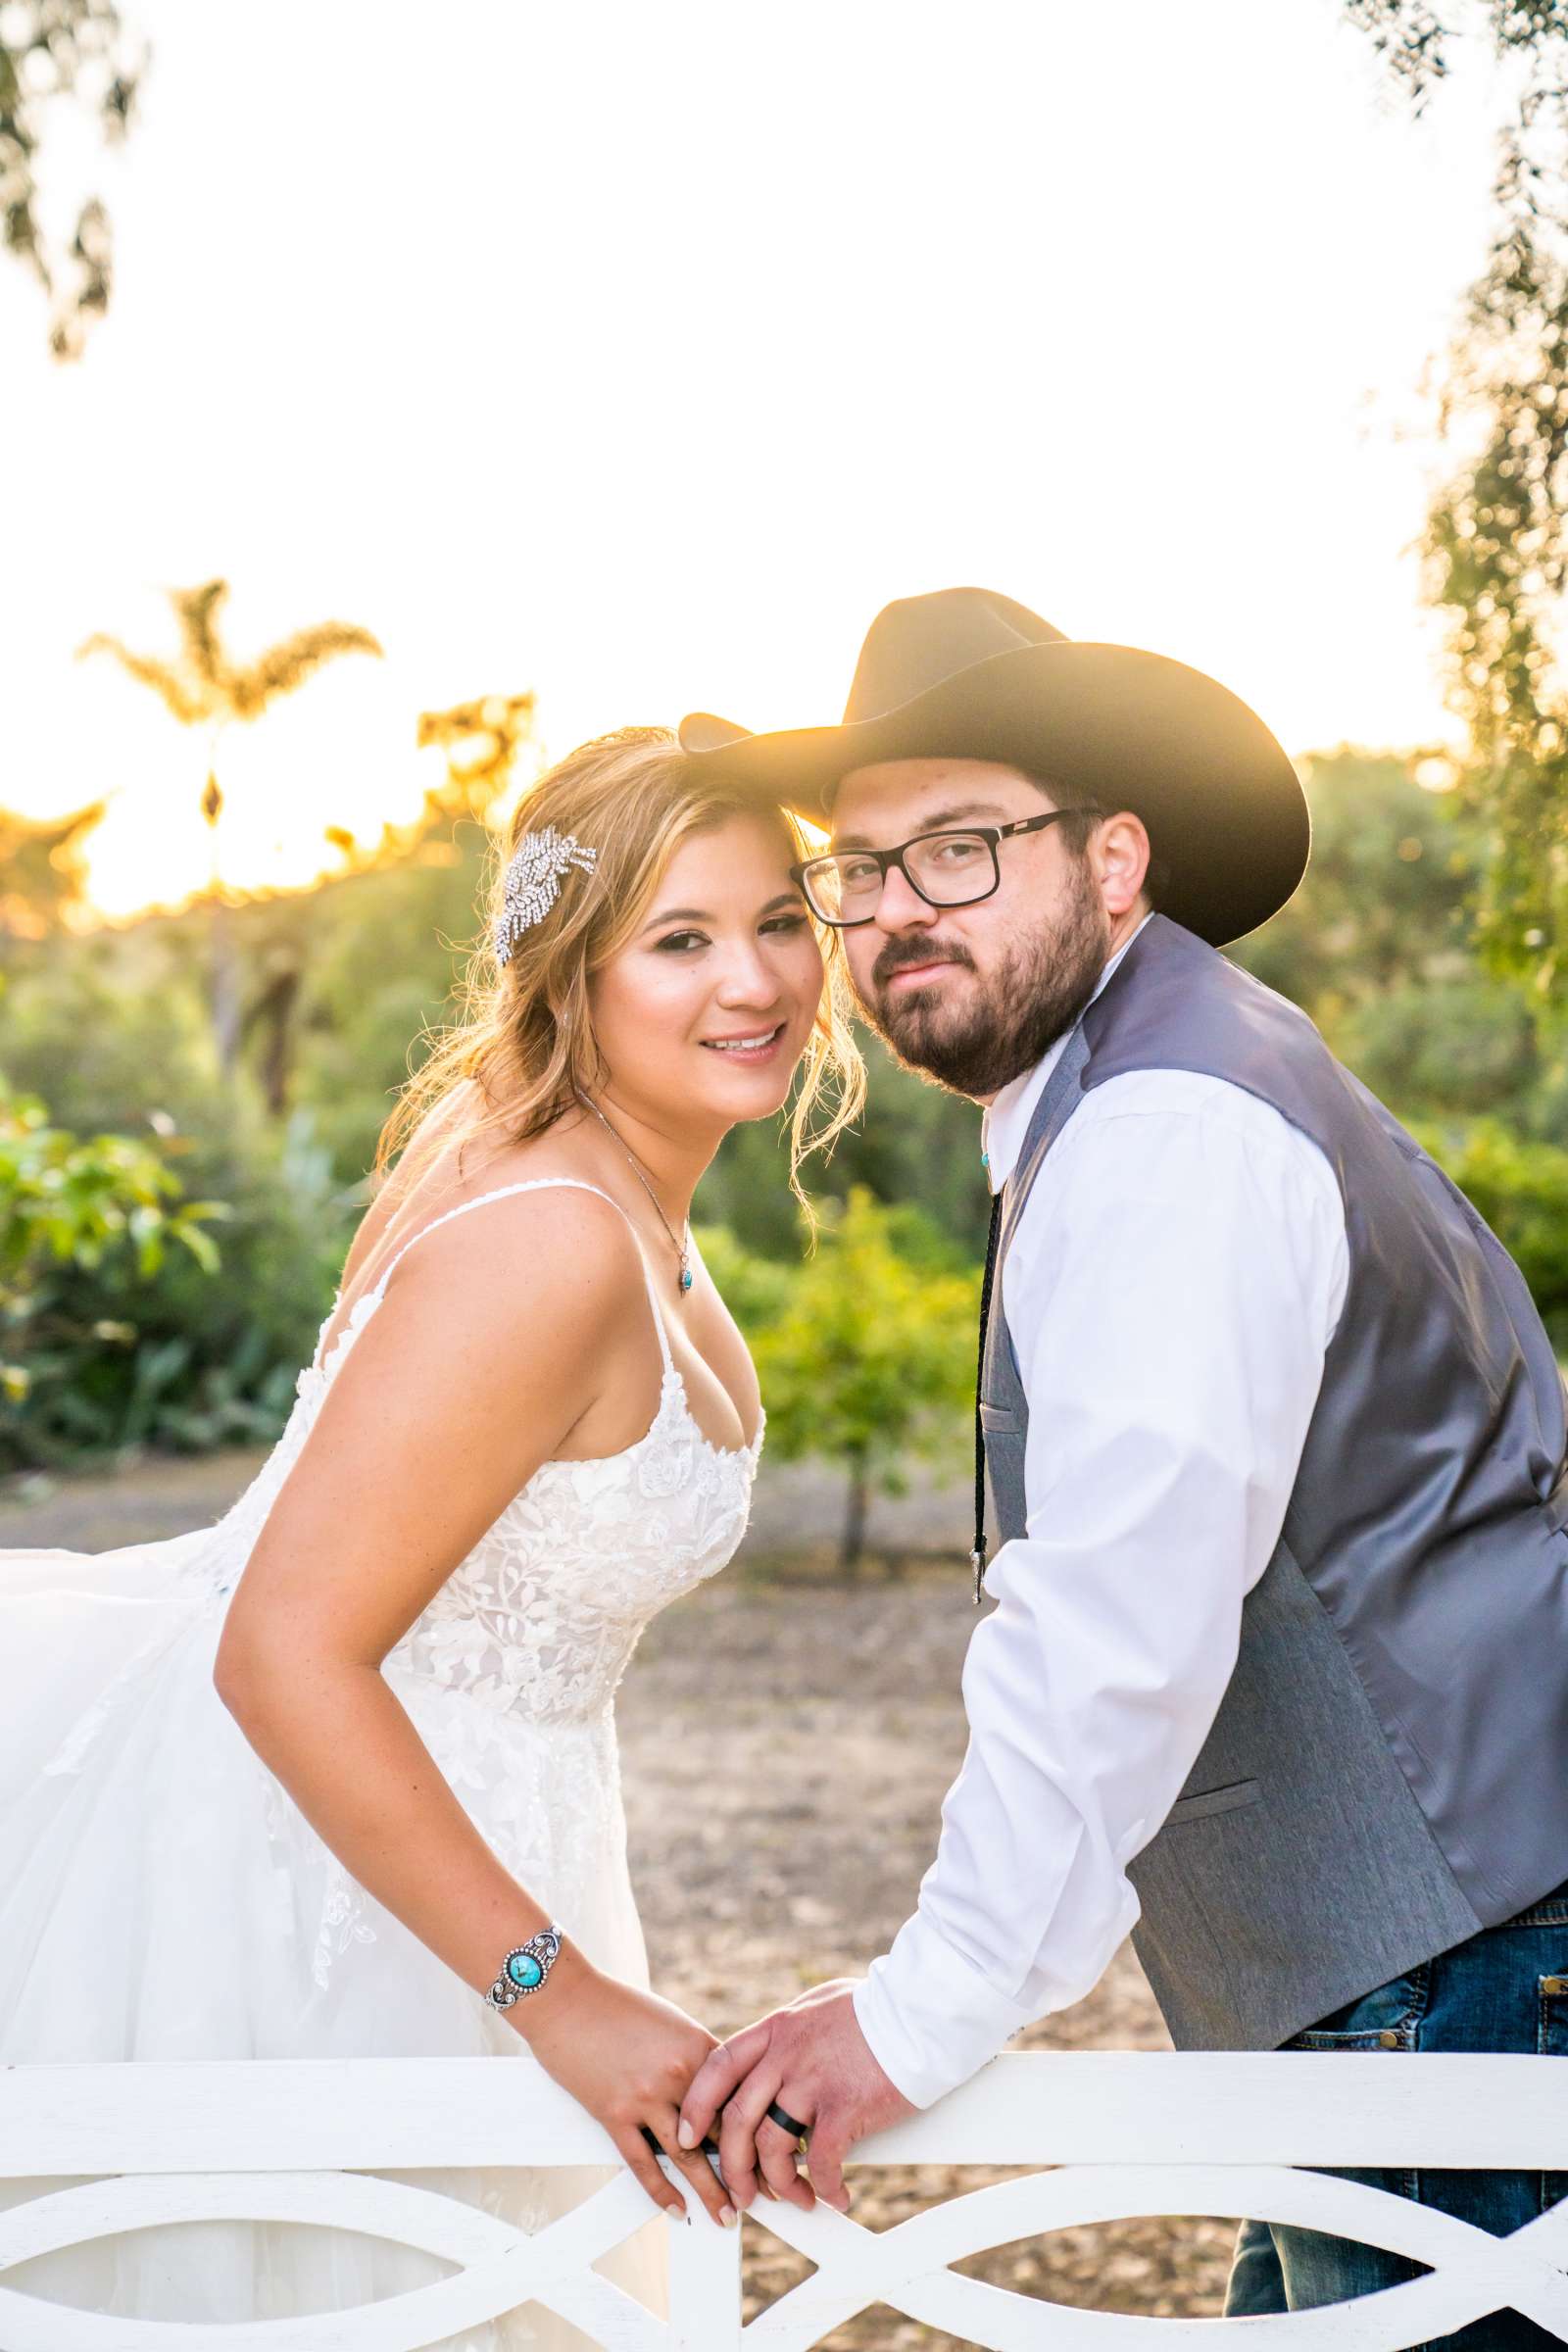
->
xmin=2 ymin=1450 xmax=1236 ymax=2343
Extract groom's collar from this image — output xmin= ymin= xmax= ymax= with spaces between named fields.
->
xmin=980 ymin=912 xmax=1152 ymax=1196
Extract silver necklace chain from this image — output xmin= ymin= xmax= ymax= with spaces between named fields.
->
xmin=575 ymin=1091 xmax=693 ymax=1297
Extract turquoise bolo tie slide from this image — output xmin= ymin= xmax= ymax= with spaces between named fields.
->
xmin=485 ymin=1923 xmax=564 ymax=2008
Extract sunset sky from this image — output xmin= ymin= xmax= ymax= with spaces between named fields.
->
xmin=3 ymin=0 xmax=1508 ymax=918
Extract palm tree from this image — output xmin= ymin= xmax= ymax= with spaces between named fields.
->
xmin=78 ymin=580 xmax=381 ymax=1081
xmin=415 ymin=690 xmax=538 ymax=816
xmin=314 ymin=689 xmax=537 ymax=880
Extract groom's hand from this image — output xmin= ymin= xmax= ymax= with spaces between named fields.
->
xmin=676 ymin=1978 xmax=914 ymax=2214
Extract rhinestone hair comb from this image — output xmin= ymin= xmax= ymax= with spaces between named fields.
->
xmin=493 ymin=827 xmax=599 ymax=966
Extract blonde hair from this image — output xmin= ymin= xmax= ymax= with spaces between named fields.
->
xmin=373 ymin=726 xmax=864 ymax=1212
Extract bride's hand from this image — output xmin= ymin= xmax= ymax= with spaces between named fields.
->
xmin=512 ymin=1958 xmax=736 ymax=2227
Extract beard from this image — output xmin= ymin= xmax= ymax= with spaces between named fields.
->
xmin=857 ymin=859 xmax=1111 ymax=1099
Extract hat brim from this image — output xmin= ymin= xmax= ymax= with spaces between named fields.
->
xmin=682 ymin=640 xmax=1308 ymax=947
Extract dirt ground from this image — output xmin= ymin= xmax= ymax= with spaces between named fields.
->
xmin=1 ymin=1452 xmax=1237 ymax=2346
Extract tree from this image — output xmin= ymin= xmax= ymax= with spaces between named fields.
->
xmin=78 ymin=579 xmax=382 ymax=1082
xmin=0 ymin=0 xmax=142 ymax=358
xmin=415 ymin=691 xmax=539 ymax=816
xmin=0 ymin=797 xmax=104 ymax=947
xmin=743 ymin=1188 xmax=980 ymax=1570
xmin=1344 ymin=2 xmax=1568 ymax=977
xmin=1234 ymin=749 xmax=1485 ymax=1009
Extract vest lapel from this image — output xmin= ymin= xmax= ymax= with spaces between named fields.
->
xmin=980 ymin=1023 xmax=1093 ymax=1419
xmin=1001 ymin=1025 xmax=1094 ymax=1260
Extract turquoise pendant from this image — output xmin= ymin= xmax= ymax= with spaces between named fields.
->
xmin=680 ymin=1266 xmax=693 ymax=1294
xmin=507 ymin=1951 xmax=544 ymax=1989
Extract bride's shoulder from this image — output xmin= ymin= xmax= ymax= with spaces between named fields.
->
xmin=324 ymin=1175 xmax=642 ymax=1420
xmin=374 ymin=1154 xmax=643 ymax=1313
xmin=336 ymin=1083 xmax=477 ymax=1279
xmin=346 ymin=1088 xmax=579 ymax=1275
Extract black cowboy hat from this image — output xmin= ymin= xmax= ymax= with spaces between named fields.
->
xmin=678 ymin=587 xmax=1309 ymax=946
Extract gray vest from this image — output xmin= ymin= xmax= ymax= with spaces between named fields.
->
xmin=980 ymin=913 xmax=1568 ymax=2051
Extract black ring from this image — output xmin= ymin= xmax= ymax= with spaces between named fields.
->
xmin=639 ymin=2124 xmax=720 ymax=2158
xmin=765 ymin=2099 xmax=809 ymax=2142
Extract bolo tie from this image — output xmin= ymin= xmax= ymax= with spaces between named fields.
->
xmin=971 ymin=1189 xmax=1004 ymax=1606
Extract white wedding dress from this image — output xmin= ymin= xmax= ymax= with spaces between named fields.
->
xmin=0 ymin=1178 xmax=763 ymax=2346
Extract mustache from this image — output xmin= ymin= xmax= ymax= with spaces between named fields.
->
xmin=870 ymin=936 xmax=977 ymax=990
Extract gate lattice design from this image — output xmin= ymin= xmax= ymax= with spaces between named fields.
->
xmin=2 ymin=2051 xmax=1565 ymax=2346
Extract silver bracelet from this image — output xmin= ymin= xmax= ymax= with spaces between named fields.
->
xmin=485 ymin=1922 xmax=564 ymax=2008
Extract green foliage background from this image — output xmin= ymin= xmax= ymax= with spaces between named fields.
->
xmin=6 ymin=746 xmax=1568 ymax=1484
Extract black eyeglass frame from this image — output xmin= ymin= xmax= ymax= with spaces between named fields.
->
xmin=789 ymin=808 xmax=1102 ymax=928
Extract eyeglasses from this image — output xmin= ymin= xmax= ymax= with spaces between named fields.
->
xmin=790 ymin=809 xmax=1101 ymax=928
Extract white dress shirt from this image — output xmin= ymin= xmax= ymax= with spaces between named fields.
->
xmin=852 ymin=923 xmax=1351 ymax=2108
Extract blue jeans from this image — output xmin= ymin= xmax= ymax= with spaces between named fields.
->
xmin=1225 ymin=1880 xmax=1568 ymax=2349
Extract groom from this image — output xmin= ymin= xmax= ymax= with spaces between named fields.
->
xmin=672 ymin=588 xmax=1568 ymax=2325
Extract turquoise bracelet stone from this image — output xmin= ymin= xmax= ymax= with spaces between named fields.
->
xmin=486 ymin=1923 xmax=564 ymax=2009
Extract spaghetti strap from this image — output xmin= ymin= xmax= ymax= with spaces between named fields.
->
xmin=366 ymin=1178 xmax=675 ymax=1374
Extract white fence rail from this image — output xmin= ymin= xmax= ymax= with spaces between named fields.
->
xmin=3 ymin=2052 xmax=1568 ymax=2348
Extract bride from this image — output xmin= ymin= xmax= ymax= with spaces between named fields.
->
xmin=0 ymin=725 xmax=861 ymax=2341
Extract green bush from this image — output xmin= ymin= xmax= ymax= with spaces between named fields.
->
xmin=1 ymin=1076 xmax=355 ymax=1474
xmin=1412 ymin=1116 xmax=1568 ymax=1344
xmin=1346 ymin=981 xmax=1540 ymax=1118
xmin=735 ymin=1188 xmax=981 ymax=1567
xmin=691 ymin=1223 xmax=795 ymax=1332
xmin=0 ymin=1074 xmax=225 ymax=1469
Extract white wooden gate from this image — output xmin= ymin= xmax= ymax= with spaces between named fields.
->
xmin=3 ymin=2051 xmax=1567 ymax=2347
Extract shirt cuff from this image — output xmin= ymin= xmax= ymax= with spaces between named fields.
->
xmin=853 ymin=1910 xmax=1039 ymax=2110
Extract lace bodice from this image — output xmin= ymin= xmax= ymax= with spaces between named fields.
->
xmin=212 ymin=1180 xmax=762 ymax=1729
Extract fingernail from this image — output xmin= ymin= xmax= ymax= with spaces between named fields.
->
xmin=676 ymin=2121 xmax=697 ymax=2149
xmin=720 ymin=2205 xmax=738 ymax=2229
